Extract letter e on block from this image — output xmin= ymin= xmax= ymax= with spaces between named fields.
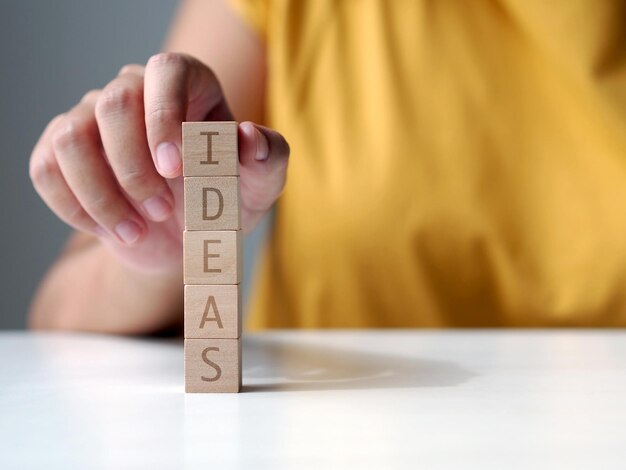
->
xmin=184 ymin=230 xmax=242 ymax=284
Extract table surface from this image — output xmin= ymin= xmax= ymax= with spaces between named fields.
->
xmin=1 ymin=330 xmax=625 ymax=469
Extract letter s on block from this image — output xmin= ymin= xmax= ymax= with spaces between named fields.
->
xmin=201 ymin=347 xmax=222 ymax=382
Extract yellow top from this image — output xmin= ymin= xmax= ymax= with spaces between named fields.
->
xmin=231 ymin=0 xmax=626 ymax=328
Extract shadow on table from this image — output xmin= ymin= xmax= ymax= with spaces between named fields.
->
xmin=242 ymin=337 xmax=476 ymax=393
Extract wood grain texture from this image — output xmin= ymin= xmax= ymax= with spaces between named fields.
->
xmin=185 ymin=284 xmax=241 ymax=339
xmin=185 ymin=338 xmax=241 ymax=393
xmin=183 ymin=230 xmax=242 ymax=285
xmin=184 ymin=176 xmax=240 ymax=230
xmin=182 ymin=122 xmax=238 ymax=176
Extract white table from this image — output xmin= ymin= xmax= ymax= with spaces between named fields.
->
xmin=0 ymin=330 xmax=624 ymax=469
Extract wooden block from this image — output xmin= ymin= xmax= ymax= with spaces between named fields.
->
xmin=184 ymin=176 xmax=240 ymax=231
xmin=184 ymin=230 xmax=242 ymax=285
xmin=185 ymin=338 xmax=241 ymax=393
xmin=183 ymin=122 xmax=238 ymax=176
xmin=185 ymin=284 xmax=241 ymax=339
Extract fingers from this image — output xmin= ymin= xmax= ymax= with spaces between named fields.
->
xmin=118 ymin=63 xmax=145 ymax=77
xmin=238 ymin=121 xmax=290 ymax=218
xmin=142 ymin=52 xmax=288 ymax=233
xmin=32 ymin=53 xmax=282 ymax=245
xmin=143 ymin=53 xmax=233 ymax=178
xmin=30 ymin=111 xmax=101 ymax=235
xmin=95 ymin=73 xmax=174 ymax=222
xmin=52 ymin=96 xmax=147 ymax=245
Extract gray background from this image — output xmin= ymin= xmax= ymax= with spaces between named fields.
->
xmin=0 ymin=1 xmax=267 ymax=329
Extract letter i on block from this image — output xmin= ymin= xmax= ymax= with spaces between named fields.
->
xmin=182 ymin=122 xmax=241 ymax=393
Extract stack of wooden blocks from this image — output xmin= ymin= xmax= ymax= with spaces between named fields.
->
xmin=182 ymin=122 xmax=242 ymax=393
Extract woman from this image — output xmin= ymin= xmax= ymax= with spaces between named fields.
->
xmin=29 ymin=0 xmax=626 ymax=332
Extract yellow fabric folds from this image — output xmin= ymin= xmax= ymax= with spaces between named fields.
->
xmin=231 ymin=0 xmax=626 ymax=327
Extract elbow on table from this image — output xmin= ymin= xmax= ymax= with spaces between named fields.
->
xmin=27 ymin=306 xmax=84 ymax=333
xmin=27 ymin=304 xmax=153 ymax=336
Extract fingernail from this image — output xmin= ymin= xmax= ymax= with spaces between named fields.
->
xmin=142 ymin=195 xmax=172 ymax=221
xmin=255 ymin=128 xmax=269 ymax=161
xmin=114 ymin=219 xmax=143 ymax=245
xmin=156 ymin=142 xmax=181 ymax=175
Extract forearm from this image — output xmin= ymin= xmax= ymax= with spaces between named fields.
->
xmin=29 ymin=234 xmax=183 ymax=335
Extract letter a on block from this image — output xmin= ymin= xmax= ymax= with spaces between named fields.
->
xmin=200 ymin=296 xmax=224 ymax=329
xmin=182 ymin=122 xmax=239 ymax=176
xmin=185 ymin=285 xmax=241 ymax=339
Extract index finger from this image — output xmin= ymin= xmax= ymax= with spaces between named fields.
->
xmin=143 ymin=53 xmax=233 ymax=178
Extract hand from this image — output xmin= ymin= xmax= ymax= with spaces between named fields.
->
xmin=29 ymin=53 xmax=289 ymax=273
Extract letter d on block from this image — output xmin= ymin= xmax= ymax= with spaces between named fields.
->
xmin=184 ymin=177 xmax=240 ymax=230
xmin=203 ymin=187 xmax=224 ymax=220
